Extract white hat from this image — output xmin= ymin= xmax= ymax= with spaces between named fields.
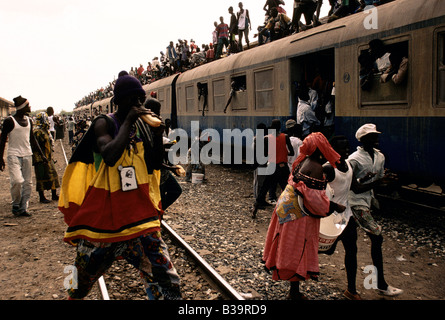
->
xmin=355 ymin=123 xmax=381 ymax=141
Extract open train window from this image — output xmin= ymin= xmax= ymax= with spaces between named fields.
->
xmin=359 ymin=39 xmax=409 ymax=108
xmin=436 ymin=31 xmax=445 ymax=107
xmin=254 ymin=68 xmax=274 ymax=110
xmin=197 ymin=82 xmax=208 ymax=113
xmin=230 ymin=75 xmax=247 ymax=111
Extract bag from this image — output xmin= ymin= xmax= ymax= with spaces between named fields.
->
xmin=275 ymin=185 xmax=307 ymax=224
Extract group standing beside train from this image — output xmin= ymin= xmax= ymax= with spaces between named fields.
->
xmin=257 ymin=118 xmax=403 ymax=299
xmin=1 ymin=0 xmax=416 ymax=301
xmin=0 ymin=81 xmax=405 ymax=301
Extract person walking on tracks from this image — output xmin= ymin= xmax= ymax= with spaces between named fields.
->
xmin=0 ymin=96 xmax=47 ymax=217
xmin=346 ymin=123 xmax=403 ymax=297
xmin=262 ymin=132 xmax=346 ymax=299
xmin=58 ymin=72 xmax=182 ymax=300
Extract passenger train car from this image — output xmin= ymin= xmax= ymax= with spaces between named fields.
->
xmin=74 ymin=0 xmax=445 ymax=190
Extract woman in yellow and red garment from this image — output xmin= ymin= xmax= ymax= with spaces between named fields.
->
xmin=32 ymin=112 xmax=60 ymax=203
xmin=262 ymin=132 xmax=345 ymax=300
xmin=58 ymin=71 xmax=181 ymax=300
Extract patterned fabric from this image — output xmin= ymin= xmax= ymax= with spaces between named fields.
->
xmin=217 ymin=23 xmax=229 ymax=38
xmin=67 ymin=231 xmax=182 ymax=300
xmin=263 ymin=165 xmax=331 ymax=282
xmin=33 ymin=112 xmax=59 ymax=192
xmin=275 ymin=184 xmax=306 ymax=224
xmin=35 ymin=112 xmax=49 ymax=131
xmin=351 ymin=206 xmax=382 ymax=236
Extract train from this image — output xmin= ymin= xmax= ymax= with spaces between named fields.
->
xmin=73 ymin=0 xmax=445 ymax=191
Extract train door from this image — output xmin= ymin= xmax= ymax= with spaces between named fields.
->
xmin=290 ymin=48 xmax=335 ymax=138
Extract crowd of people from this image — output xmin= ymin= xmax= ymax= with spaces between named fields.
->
xmin=75 ymin=0 xmax=397 ymax=110
xmin=248 ymin=116 xmax=403 ymax=300
xmin=2 ymin=67 xmax=404 ymax=300
xmin=1 ymin=0 xmax=404 ymax=302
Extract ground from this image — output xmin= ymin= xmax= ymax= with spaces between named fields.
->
xmin=0 ymin=137 xmax=444 ymax=301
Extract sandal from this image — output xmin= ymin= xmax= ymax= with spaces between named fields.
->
xmin=377 ymin=285 xmax=403 ymax=297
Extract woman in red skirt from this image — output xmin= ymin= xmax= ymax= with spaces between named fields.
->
xmin=263 ymin=132 xmax=346 ymax=300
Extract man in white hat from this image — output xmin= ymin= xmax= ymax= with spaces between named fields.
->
xmin=0 ymin=96 xmax=46 ymax=216
xmin=347 ymin=123 xmax=403 ymax=297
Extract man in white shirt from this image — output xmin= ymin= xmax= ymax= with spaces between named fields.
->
xmin=296 ymin=86 xmax=320 ymax=138
xmin=348 ymin=123 xmax=403 ymax=297
xmin=0 ymin=96 xmax=46 ymax=216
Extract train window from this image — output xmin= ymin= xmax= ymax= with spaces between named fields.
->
xmin=254 ymin=68 xmax=274 ymax=110
xmin=185 ymin=85 xmax=195 ymax=112
xmin=359 ymin=40 xmax=409 ymax=108
xmin=213 ymin=79 xmax=226 ymax=112
xmin=157 ymin=89 xmax=164 ymax=103
xmin=436 ymin=32 xmax=445 ymax=107
xmin=230 ymin=75 xmax=247 ymax=111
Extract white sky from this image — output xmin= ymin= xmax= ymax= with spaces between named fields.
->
xmin=1 ymin=0 xmax=330 ymax=114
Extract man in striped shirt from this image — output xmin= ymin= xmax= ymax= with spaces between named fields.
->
xmin=216 ymin=16 xmax=230 ymax=59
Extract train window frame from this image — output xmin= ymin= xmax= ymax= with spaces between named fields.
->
xmin=434 ymin=28 xmax=445 ymax=108
xmin=230 ymin=74 xmax=247 ymax=111
xmin=254 ymin=67 xmax=274 ymax=111
xmin=157 ymin=89 xmax=164 ymax=105
xmin=185 ymin=84 xmax=195 ymax=112
xmin=212 ymin=78 xmax=226 ymax=112
xmin=358 ymin=36 xmax=411 ymax=109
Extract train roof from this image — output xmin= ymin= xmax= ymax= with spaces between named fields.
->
xmin=176 ymin=0 xmax=445 ymax=83
xmin=144 ymin=74 xmax=179 ymax=91
xmin=91 ymin=96 xmax=112 ymax=108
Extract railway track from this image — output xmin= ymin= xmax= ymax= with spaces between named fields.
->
xmin=59 ymin=139 xmax=244 ymax=301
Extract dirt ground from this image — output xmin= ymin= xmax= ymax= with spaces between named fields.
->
xmin=0 ymin=137 xmax=444 ymax=302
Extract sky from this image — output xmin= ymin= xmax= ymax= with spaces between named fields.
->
xmin=1 ymin=0 xmax=330 ymax=114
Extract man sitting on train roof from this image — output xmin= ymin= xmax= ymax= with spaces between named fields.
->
xmin=258 ymin=7 xmax=292 ymax=45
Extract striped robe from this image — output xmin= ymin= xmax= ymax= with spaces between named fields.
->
xmin=58 ymin=114 xmax=163 ymax=245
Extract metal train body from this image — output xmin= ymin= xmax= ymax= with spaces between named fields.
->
xmin=74 ymin=0 xmax=445 ymax=189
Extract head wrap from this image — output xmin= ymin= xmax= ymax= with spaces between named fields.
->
xmin=35 ymin=112 xmax=49 ymax=130
xmin=291 ymin=132 xmax=340 ymax=171
xmin=13 ymin=96 xmax=29 ymax=110
xmin=113 ymin=71 xmax=146 ymax=105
